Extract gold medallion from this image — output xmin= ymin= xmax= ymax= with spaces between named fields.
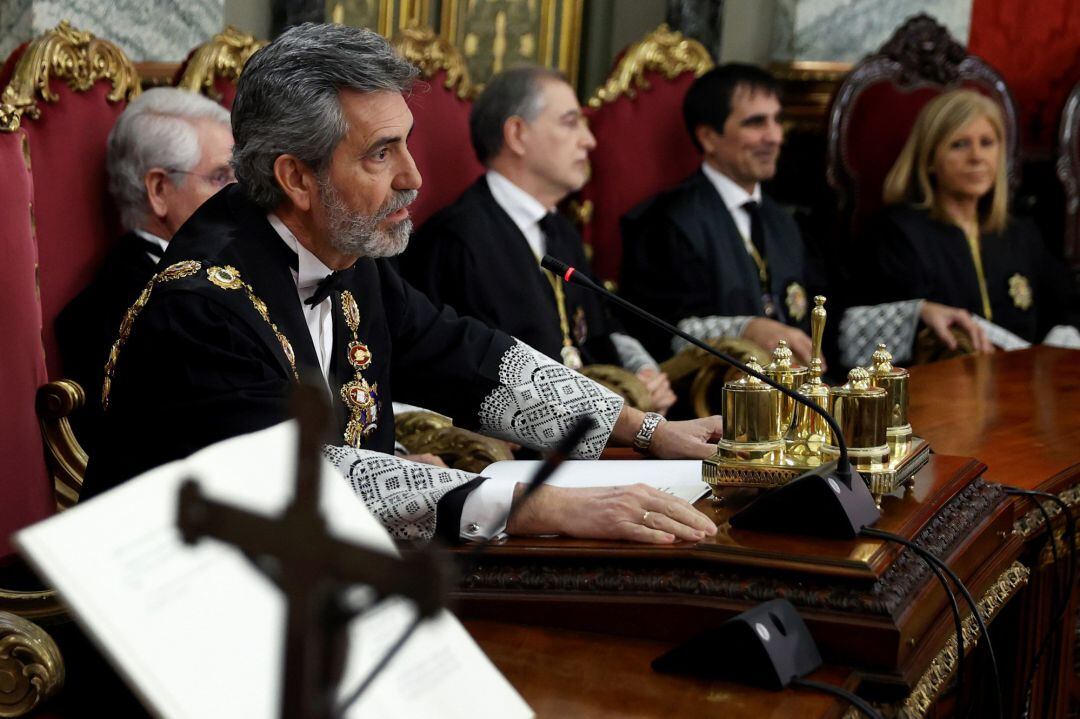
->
xmin=1008 ymin=273 xmax=1032 ymax=310
xmin=348 ymin=340 xmax=372 ymax=370
xmin=786 ymin=282 xmax=808 ymax=322
xmin=341 ymin=377 xmax=380 ymax=446
xmin=560 ymin=344 xmax=584 ymax=370
xmin=158 ymin=260 xmax=201 ymax=282
xmin=207 ymin=265 xmax=243 ymax=290
xmin=276 ymin=332 xmax=296 ymax=366
xmin=341 ymin=290 xmax=361 ymax=333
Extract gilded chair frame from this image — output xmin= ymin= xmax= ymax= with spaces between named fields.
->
xmin=175 ymin=25 xmax=266 ymax=102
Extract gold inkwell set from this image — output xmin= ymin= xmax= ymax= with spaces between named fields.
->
xmin=703 ymin=296 xmax=930 ymax=504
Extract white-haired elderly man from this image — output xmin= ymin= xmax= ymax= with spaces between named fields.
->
xmin=56 ymin=87 xmax=234 ymax=451
xmin=84 ymin=23 xmax=722 ymax=547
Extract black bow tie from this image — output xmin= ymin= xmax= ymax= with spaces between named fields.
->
xmin=305 ymin=270 xmax=351 ymax=307
xmin=270 ymin=235 xmax=353 ymax=307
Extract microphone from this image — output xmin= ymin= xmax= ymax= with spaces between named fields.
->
xmin=541 ymin=255 xmax=879 ymax=537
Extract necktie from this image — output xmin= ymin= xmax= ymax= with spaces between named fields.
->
xmin=140 ymin=238 xmax=163 ymax=261
xmin=741 ymin=200 xmax=768 ymax=264
xmin=538 ymin=212 xmax=561 ymax=250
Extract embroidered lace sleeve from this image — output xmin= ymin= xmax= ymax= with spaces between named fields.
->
xmin=610 ymin=332 xmax=659 ymax=373
xmin=477 ymin=341 xmax=623 ymax=458
xmin=322 ymin=446 xmax=479 ymax=541
xmin=838 ymin=301 xmax=923 ymax=367
xmin=671 ymin=315 xmax=755 ymax=354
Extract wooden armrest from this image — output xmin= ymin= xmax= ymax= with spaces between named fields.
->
xmin=579 ymin=364 xmax=653 ymax=411
xmin=659 ymin=337 xmax=770 ymax=418
xmin=395 ymin=411 xmax=513 ymax=474
xmin=35 ymin=380 xmax=88 ymax=510
xmin=0 ymin=609 xmax=65 ymax=716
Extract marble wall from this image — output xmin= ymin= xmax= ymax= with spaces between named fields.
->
xmin=0 ymin=0 xmax=224 ymax=62
xmin=770 ymin=0 xmax=972 ymax=64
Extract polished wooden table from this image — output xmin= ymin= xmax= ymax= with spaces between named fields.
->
xmin=461 ymin=347 xmax=1080 ymax=718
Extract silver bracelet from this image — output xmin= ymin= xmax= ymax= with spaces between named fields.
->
xmin=632 ymin=412 xmax=666 ymax=455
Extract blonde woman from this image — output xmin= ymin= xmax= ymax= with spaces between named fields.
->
xmin=865 ymin=89 xmax=1079 ymax=349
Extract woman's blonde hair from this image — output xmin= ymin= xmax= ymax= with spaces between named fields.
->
xmin=882 ymin=89 xmax=1009 ymax=233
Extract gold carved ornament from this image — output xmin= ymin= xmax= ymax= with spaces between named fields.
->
xmin=395 ymin=410 xmax=513 ymax=474
xmin=391 ymin=26 xmax=475 ymax=100
xmin=36 ymin=380 xmax=88 ymax=510
xmin=176 ymin=26 xmax=267 ymax=102
xmin=0 ymin=20 xmax=140 ymax=132
xmin=0 ymin=610 xmax=65 ymax=717
xmin=587 ymin=24 xmax=713 ymax=109
xmin=901 ymin=561 xmax=1029 ymax=719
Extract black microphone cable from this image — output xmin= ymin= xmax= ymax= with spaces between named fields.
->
xmin=334 ymin=416 xmax=596 ymax=717
xmin=860 ymin=527 xmax=1003 ymax=719
xmin=790 ymin=677 xmax=882 ymax=719
xmin=540 ymin=255 xmax=858 ymax=487
xmin=1003 ymin=487 xmax=1076 ymax=718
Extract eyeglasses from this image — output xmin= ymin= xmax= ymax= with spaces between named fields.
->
xmin=165 ymin=168 xmax=236 ymax=188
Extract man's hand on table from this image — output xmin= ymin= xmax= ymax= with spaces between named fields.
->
xmin=742 ymin=317 xmax=818 ymax=368
xmin=919 ymin=300 xmax=994 ymax=353
xmin=505 ymin=483 xmax=718 ymax=544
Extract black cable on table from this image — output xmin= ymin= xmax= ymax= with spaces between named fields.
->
xmin=791 ymin=677 xmax=882 ymax=719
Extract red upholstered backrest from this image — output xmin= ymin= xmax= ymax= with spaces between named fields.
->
xmin=577 ymin=70 xmax=701 ymax=284
xmin=0 ymin=128 xmax=52 ymax=557
xmin=406 ymin=70 xmax=484 ymax=230
xmin=173 ymin=49 xmax=240 ymax=110
xmin=20 ymin=78 xmax=127 ymax=379
xmin=838 ymin=81 xmax=1004 ymax=234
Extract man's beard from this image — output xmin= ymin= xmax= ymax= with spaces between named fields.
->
xmin=319 ymin=177 xmax=418 ymax=258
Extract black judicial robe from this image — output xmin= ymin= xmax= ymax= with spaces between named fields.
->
xmin=863 ymin=205 xmax=1080 ymax=343
xmin=56 ymin=232 xmax=161 ymax=453
xmin=620 ymin=170 xmax=815 ymax=360
xmin=83 ymin=185 xmax=515 ymax=500
xmin=400 ymin=176 xmax=620 ymax=366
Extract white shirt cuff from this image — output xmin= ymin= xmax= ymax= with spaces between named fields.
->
xmin=458 ymin=476 xmax=521 ymax=542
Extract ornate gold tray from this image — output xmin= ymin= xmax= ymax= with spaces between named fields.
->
xmin=703 ymin=436 xmax=931 ymax=504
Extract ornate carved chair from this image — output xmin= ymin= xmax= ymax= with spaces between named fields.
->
xmin=826 ymin=13 xmax=1020 ymax=242
xmin=1057 ymin=79 xmax=1080 ymax=278
xmin=391 ymin=27 xmax=484 ymax=230
xmin=574 ymin=24 xmax=713 ymax=286
xmin=175 ymin=26 xmax=266 ymax=110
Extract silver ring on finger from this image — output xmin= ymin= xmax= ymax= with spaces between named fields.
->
xmin=642 ymin=510 xmax=651 ymax=527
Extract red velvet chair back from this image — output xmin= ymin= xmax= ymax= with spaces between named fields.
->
xmin=0 ymin=127 xmax=52 ymax=556
xmin=392 ymin=28 xmax=484 ymax=229
xmin=574 ymin=25 xmax=713 ymax=285
xmin=826 ymin=14 xmax=1019 ymax=240
xmin=1058 ymin=80 xmax=1080 ymax=276
xmin=3 ymin=22 xmax=141 ymax=380
xmin=175 ymin=26 xmax=266 ymax=110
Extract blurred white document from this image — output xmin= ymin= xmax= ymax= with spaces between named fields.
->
xmin=484 ymin=459 xmax=711 ymax=504
xmin=16 ymin=422 xmax=532 ymax=719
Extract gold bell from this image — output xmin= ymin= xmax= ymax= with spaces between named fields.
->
xmin=763 ymin=339 xmax=808 ymax=434
xmin=824 ymin=367 xmax=890 ymax=469
xmin=717 ymin=360 xmax=784 ymax=462
xmin=784 ymin=357 xmax=830 ymax=460
xmin=866 ymin=344 xmax=912 ymax=458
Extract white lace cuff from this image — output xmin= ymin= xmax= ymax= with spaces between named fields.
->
xmin=974 ymin=316 xmax=1030 ymax=351
xmin=323 ymin=446 xmax=478 ymax=541
xmin=672 ymin=315 xmax=755 ymax=354
xmin=839 ymin=301 xmax=922 ymax=367
xmin=610 ymin=332 xmax=659 ymax=373
xmin=478 ymin=340 xmax=623 ymax=459
xmin=1042 ymin=325 xmax=1080 ymax=349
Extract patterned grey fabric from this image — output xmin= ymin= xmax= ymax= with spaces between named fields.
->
xmin=672 ymin=315 xmax=754 ymax=354
xmin=839 ymin=301 xmax=922 ymax=367
xmin=322 ymin=446 xmax=478 ymax=540
xmin=610 ymin=332 xmax=659 ymax=373
xmin=478 ymin=341 xmax=623 ymax=459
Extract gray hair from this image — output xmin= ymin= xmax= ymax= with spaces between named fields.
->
xmin=470 ymin=65 xmax=565 ymax=165
xmin=231 ymin=23 xmax=418 ymax=210
xmin=107 ymin=87 xmax=230 ymax=230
